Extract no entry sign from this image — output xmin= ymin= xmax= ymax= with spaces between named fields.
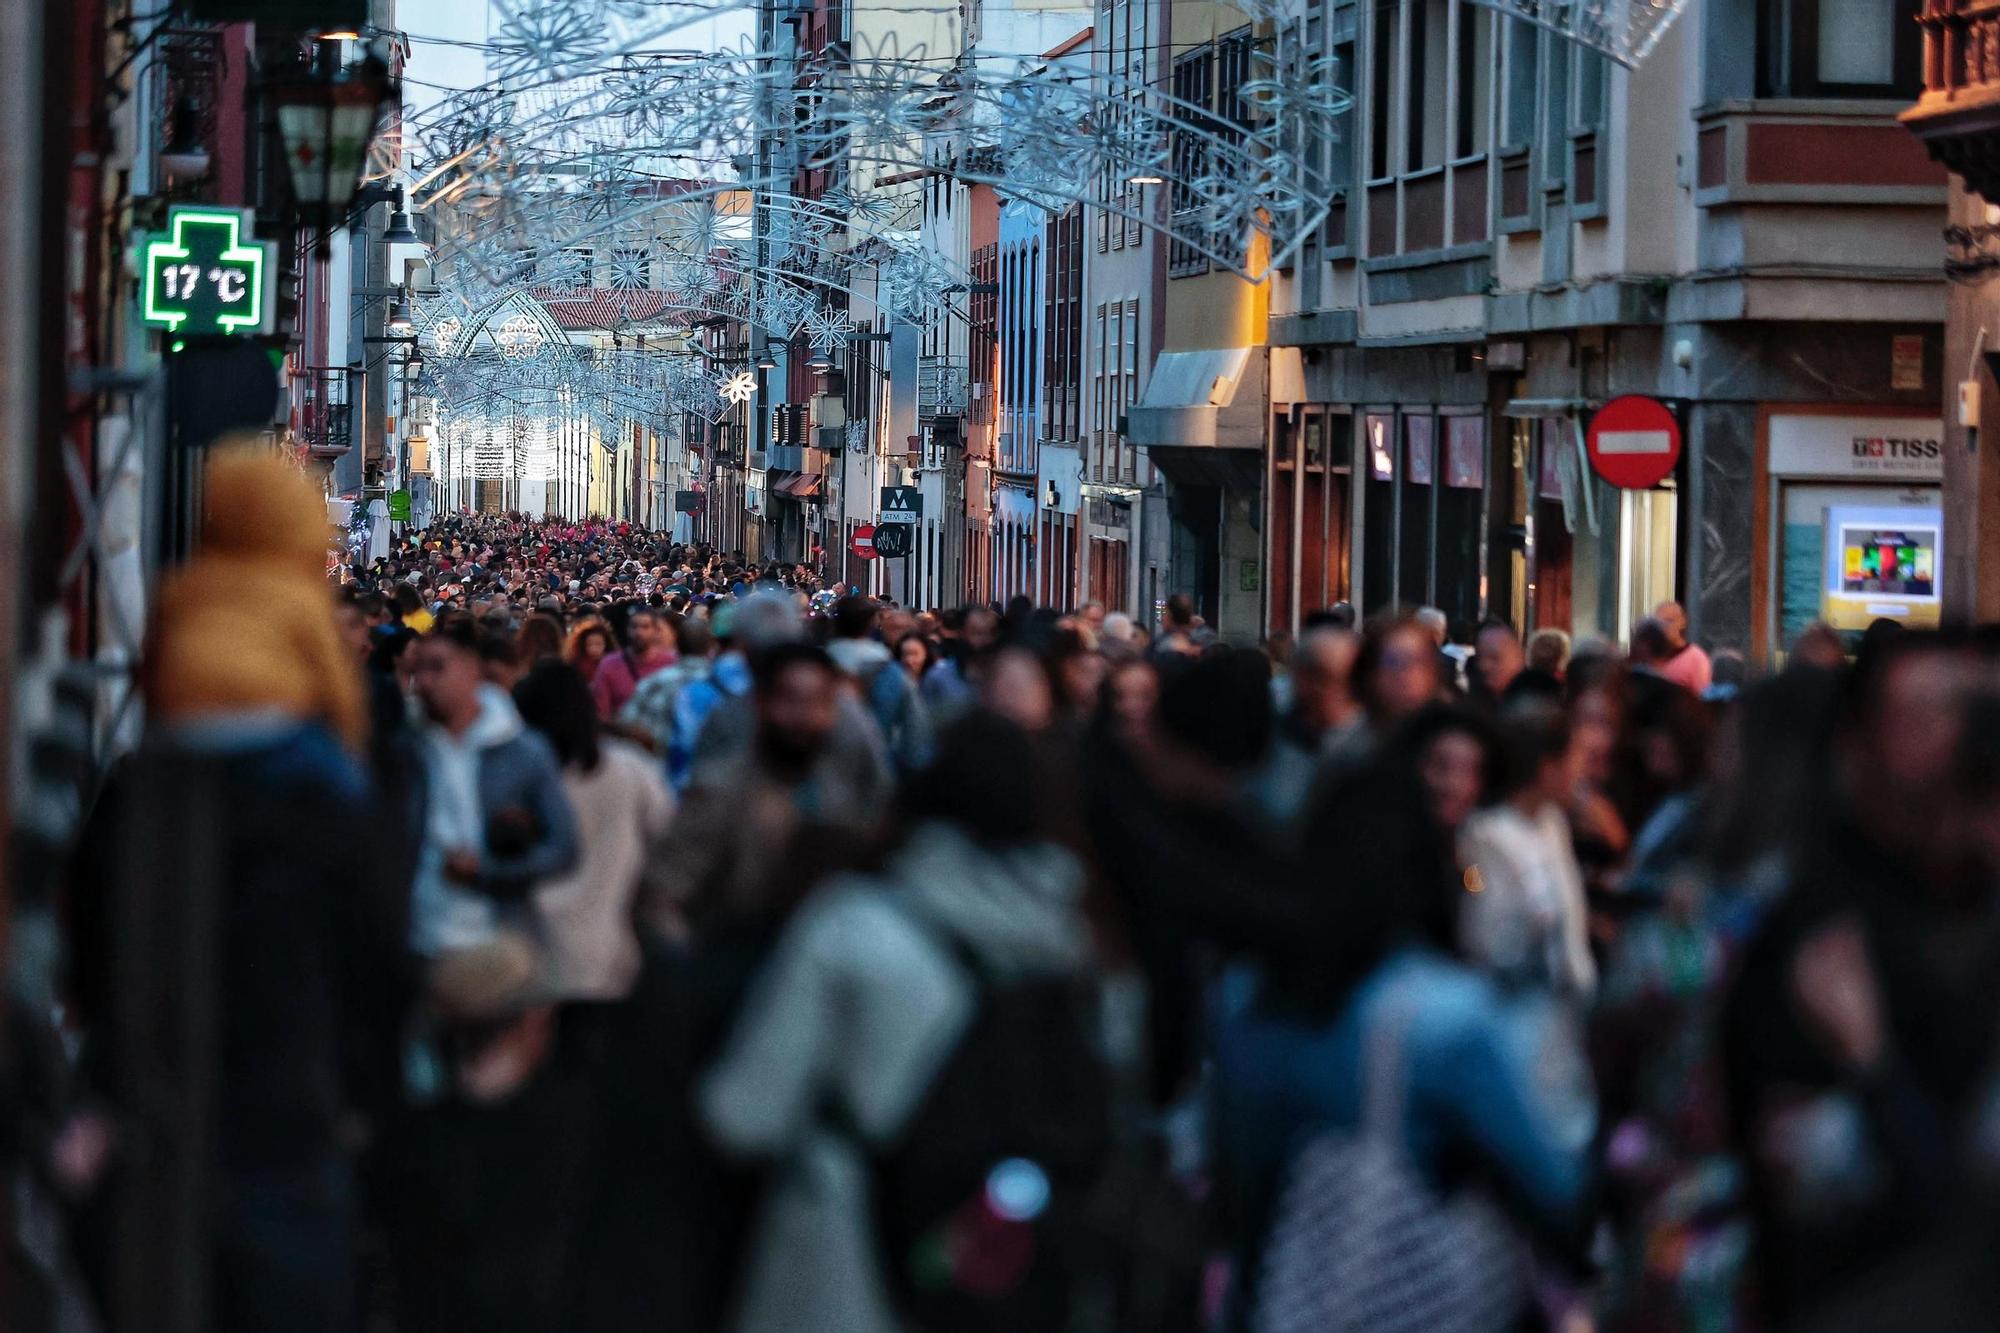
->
xmin=850 ymin=523 xmax=877 ymax=559
xmin=1586 ymin=395 xmax=1681 ymax=490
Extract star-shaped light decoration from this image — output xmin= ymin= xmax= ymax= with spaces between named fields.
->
xmin=718 ymin=370 xmax=757 ymax=404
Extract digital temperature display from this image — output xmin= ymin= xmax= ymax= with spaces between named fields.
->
xmin=140 ymin=206 xmax=274 ymax=338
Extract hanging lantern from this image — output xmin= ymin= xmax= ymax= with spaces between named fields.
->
xmin=266 ymin=53 xmax=399 ymax=254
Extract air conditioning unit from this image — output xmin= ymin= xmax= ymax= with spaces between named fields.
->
xmin=818 ymin=425 xmax=845 ymax=452
xmin=749 ymin=450 xmax=770 ymax=471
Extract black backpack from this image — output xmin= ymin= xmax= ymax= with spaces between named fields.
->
xmin=857 ymin=916 xmax=1113 ymax=1333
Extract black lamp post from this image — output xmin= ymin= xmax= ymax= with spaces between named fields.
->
xmin=266 ymin=53 xmax=399 ymax=256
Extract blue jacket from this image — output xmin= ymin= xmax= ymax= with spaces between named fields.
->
xmin=1212 ymin=947 xmax=1595 ymax=1316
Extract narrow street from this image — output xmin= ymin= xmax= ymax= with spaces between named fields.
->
xmin=6 ymin=1 xmax=2000 ymax=1331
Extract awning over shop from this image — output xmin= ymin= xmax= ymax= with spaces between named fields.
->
xmin=768 ymin=470 xmax=823 ymax=499
xmin=1126 ymin=347 xmax=1261 ymax=450
xmin=1146 ymin=445 xmax=1264 ymax=493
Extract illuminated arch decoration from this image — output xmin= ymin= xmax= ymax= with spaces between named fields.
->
xmin=395 ymin=0 xmax=1356 ymax=287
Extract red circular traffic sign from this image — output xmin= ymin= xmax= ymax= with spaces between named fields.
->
xmin=1586 ymin=395 xmax=1681 ymax=490
xmin=849 ymin=523 xmax=878 ymax=560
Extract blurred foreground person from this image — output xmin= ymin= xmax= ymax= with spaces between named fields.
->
xmin=514 ymin=660 xmax=675 ymax=1004
xmin=384 ymin=615 xmax=582 ymax=1333
xmin=71 ymin=446 xmax=402 ymax=1333
xmin=1256 ymin=626 xmax=1360 ymax=826
xmin=1725 ymin=633 xmax=1998 ymax=1327
xmin=701 ymin=713 xmax=1106 ymax=1333
xmin=1459 ymin=702 xmax=1596 ymax=1000
xmin=1213 ymin=754 xmax=1594 ymax=1332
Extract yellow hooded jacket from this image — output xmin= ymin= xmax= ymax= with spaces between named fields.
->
xmin=143 ymin=444 xmax=367 ymax=753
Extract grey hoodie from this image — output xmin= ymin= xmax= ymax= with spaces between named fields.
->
xmin=701 ymin=822 xmax=1091 ymax=1333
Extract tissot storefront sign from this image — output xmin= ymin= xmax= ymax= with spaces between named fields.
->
xmin=1768 ymin=413 xmax=1944 ymax=481
xmin=140 ymin=206 xmax=276 ymax=338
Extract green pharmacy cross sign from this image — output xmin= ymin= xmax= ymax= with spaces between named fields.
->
xmin=141 ymin=206 xmax=275 ymax=337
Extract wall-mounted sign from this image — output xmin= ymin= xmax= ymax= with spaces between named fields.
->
xmin=879 ymin=485 xmax=922 ymax=522
xmin=1891 ymin=334 xmax=1925 ymax=392
xmin=873 ymin=522 xmax=913 ymax=558
xmin=1768 ymin=413 xmax=1943 ymax=482
xmin=141 ymin=206 xmax=276 ymax=337
xmin=1585 ymin=395 xmax=1681 ymax=490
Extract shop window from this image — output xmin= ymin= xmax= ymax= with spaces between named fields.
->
xmin=1398 ymin=414 xmax=1436 ymax=609
xmin=1757 ymin=0 xmax=1920 ymax=99
xmin=1454 ymin=0 xmax=1491 ymax=161
xmin=1368 ymin=5 xmax=1395 ymax=180
xmin=1540 ymin=37 xmax=1570 ymax=198
xmin=1436 ymin=415 xmax=1484 ymax=626
xmin=1323 ymin=35 xmax=1357 ymax=252
xmin=1170 ymin=47 xmax=1214 ymax=275
xmin=1498 ymin=18 xmax=1539 ymax=231
xmin=1362 ymin=413 xmax=1397 ymax=612
xmin=1617 ymin=487 xmax=1679 ymax=640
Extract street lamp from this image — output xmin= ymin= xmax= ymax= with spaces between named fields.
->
xmin=806 ymin=348 xmax=833 ymax=373
xmin=266 ymin=53 xmax=399 ymax=256
xmin=381 ymin=205 xmax=421 ymax=246
xmin=386 ymin=296 xmax=413 ymax=333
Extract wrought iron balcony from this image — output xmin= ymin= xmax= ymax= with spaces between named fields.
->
xmin=919 ymin=356 xmax=968 ymax=417
xmin=1903 ymin=0 xmax=2000 ymax=202
xmin=295 ymin=367 xmax=356 ymax=460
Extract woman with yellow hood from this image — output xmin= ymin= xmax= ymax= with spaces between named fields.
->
xmin=142 ymin=442 xmax=367 ymax=752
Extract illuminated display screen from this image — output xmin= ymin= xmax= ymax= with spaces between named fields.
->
xmin=140 ymin=206 xmax=275 ymax=338
xmin=1821 ymin=504 xmax=1943 ymax=631
xmin=1839 ymin=528 xmax=1935 ymax=598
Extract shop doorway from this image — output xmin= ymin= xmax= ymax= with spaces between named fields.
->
xmin=1616 ymin=486 xmax=1679 ymax=636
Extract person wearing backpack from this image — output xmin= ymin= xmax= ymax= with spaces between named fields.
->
xmin=826 ymin=594 xmax=935 ymax=773
xmin=1211 ymin=756 xmax=1596 ymax=1333
xmin=700 ymin=711 xmax=1108 ymax=1333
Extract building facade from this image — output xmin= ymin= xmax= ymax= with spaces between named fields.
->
xmin=1263 ymin=0 xmax=1943 ymax=658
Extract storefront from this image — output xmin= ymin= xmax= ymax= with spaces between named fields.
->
xmin=1265 ymin=407 xmax=1352 ymax=632
xmin=1492 ymin=398 xmax=1682 ymax=647
xmin=1129 ymin=346 xmax=1283 ymax=643
xmin=1082 ymin=484 xmax=1138 ymax=613
xmin=1755 ymin=407 xmax=1944 ymax=658
xmin=1038 ymin=443 xmax=1082 ymax=610
xmin=1351 ymin=408 xmax=1486 ymax=629
xmin=993 ymin=481 xmax=1036 ymax=602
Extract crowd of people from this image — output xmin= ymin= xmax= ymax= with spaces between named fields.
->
xmin=33 ymin=448 xmax=2000 ymax=1332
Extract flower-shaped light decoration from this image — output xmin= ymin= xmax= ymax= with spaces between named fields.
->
xmin=605 ymin=54 xmax=680 ymax=138
xmin=800 ymin=306 xmax=856 ymax=350
xmin=719 ymin=370 xmax=758 ymax=404
xmin=490 ymin=3 xmax=609 ymax=85
xmin=495 ymin=313 xmax=549 ymax=361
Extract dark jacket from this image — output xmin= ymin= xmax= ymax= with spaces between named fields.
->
xmin=405 ymin=686 xmax=579 ymax=953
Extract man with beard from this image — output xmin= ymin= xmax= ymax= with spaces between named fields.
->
xmin=647 ymin=642 xmax=887 ymax=943
xmin=641 ymin=642 xmax=891 ymax=1328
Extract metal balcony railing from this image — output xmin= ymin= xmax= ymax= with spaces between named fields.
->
xmin=295 ymin=367 xmax=355 ymax=459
